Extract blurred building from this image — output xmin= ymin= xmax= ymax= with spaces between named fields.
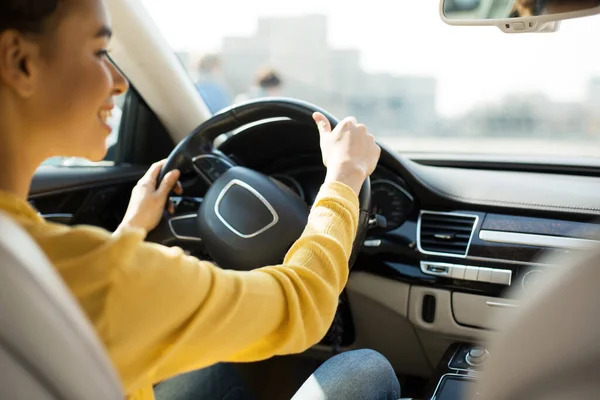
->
xmin=586 ymin=77 xmax=600 ymax=137
xmin=588 ymin=77 xmax=600 ymax=107
xmin=218 ymin=14 xmax=438 ymax=136
xmin=456 ymin=93 xmax=598 ymax=139
xmin=177 ymin=15 xmax=600 ymax=141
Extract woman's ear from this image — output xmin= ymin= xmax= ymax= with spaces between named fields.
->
xmin=19 ymin=58 xmax=29 ymax=75
xmin=0 ymin=31 xmax=36 ymax=97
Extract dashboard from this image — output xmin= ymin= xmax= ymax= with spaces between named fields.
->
xmin=268 ymin=165 xmax=415 ymax=233
xmin=218 ymin=119 xmax=600 ymax=303
xmin=270 ymin=166 xmax=415 ymax=232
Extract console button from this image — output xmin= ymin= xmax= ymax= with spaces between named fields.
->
xmin=491 ymin=269 xmax=512 ymax=285
xmin=420 ymin=262 xmax=453 ymax=277
xmin=464 ymin=266 xmax=479 ymax=281
xmin=470 ymin=347 xmax=485 ymax=358
xmin=451 ymin=265 xmax=466 ymax=279
xmin=466 ymin=347 xmax=489 ymax=366
xmin=477 ymin=267 xmax=493 ymax=283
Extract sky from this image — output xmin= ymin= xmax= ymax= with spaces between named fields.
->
xmin=139 ymin=0 xmax=600 ymax=117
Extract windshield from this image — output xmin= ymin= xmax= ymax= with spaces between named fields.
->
xmin=140 ymin=0 xmax=600 ymax=158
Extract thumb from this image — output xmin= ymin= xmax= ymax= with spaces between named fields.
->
xmin=313 ymin=112 xmax=332 ymax=135
xmin=157 ymin=170 xmax=181 ymax=198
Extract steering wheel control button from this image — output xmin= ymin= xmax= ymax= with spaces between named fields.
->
xmin=477 ymin=267 xmax=493 ymax=283
xmin=466 ymin=347 xmax=490 ymax=367
xmin=215 ymin=180 xmax=278 ymax=238
xmin=192 ymin=154 xmax=234 ymax=182
xmin=363 ymin=239 xmax=382 ymax=248
xmin=173 ymin=197 xmax=203 ymax=213
xmin=368 ymin=214 xmax=388 ymax=230
xmin=490 ymin=269 xmax=512 ymax=286
xmin=464 ymin=266 xmax=480 ymax=281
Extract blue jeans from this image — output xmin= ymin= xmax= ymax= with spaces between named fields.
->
xmin=154 ymin=349 xmax=401 ymax=400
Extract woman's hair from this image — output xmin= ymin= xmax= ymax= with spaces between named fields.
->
xmin=0 ymin=0 xmax=61 ymax=34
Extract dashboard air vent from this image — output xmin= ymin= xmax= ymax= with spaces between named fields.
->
xmin=418 ymin=212 xmax=478 ymax=257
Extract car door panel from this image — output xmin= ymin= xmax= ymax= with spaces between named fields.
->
xmin=29 ymin=165 xmax=147 ymax=231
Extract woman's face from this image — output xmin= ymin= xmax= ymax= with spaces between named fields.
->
xmin=1 ymin=0 xmax=129 ymax=162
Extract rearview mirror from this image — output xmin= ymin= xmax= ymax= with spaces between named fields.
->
xmin=441 ymin=0 xmax=600 ymax=32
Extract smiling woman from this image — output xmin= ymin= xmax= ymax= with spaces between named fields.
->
xmin=43 ymin=92 xmax=126 ymax=167
xmin=0 ymin=0 xmax=127 ymax=165
xmin=0 ymin=0 xmax=129 ymax=197
xmin=0 ymin=2 xmax=398 ymax=400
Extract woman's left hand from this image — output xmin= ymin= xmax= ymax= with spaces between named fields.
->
xmin=116 ymin=159 xmax=183 ymax=234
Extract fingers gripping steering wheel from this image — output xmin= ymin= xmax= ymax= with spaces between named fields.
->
xmin=147 ymin=98 xmax=371 ymax=271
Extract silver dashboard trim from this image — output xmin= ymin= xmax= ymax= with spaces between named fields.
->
xmin=214 ymin=179 xmax=279 ymax=239
xmin=486 ymin=301 xmax=520 ymax=309
xmin=417 ymin=210 xmax=479 ymax=259
xmin=464 ymin=254 xmax=554 ymax=267
xmin=479 ymin=230 xmax=600 ymax=250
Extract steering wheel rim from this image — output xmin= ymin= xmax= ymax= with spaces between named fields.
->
xmin=149 ymin=97 xmax=371 ymax=271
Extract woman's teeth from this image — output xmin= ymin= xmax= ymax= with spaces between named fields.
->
xmin=99 ymin=109 xmax=112 ymax=123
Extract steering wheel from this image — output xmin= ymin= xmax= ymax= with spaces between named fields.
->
xmin=147 ymin=98 xmax=371 ymax=271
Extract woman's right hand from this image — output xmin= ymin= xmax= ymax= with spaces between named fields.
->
xmin=313 ymin=112 xmax=381 ymax=195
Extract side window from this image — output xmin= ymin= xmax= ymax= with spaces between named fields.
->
xmin=42 ymin=93 xmax=127 ymax=167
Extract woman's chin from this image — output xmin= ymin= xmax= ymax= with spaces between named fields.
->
xmin=44 ymin=140 xmax=108 ymax=163
xmin=72 ymin=143 xmax=109 ymax=163
xmin=88 ymin=146 xmax=109 ymax=162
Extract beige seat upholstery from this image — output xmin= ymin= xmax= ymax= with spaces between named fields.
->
xmin=0 ymin=212 xmax=123 ymax=400
xmin=474 ymin=247 xmax=600 ymax=399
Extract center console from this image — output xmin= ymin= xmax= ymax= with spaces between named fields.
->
xmin=431 ymin=375 xmax=478 ymax=400
xmin=424 ymin=344 xmax=487 ymax=400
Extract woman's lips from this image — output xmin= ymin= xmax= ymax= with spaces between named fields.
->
xmin=98 ymin=108 xmax=113 ymax=132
